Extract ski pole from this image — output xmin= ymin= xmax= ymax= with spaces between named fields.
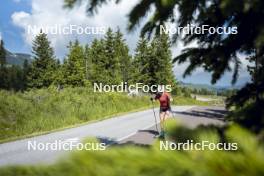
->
xmin=151 ymin=100 xmax=159 ymax=134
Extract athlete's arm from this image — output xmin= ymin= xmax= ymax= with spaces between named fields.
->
xmin=165 ymin=92 xmax=173 ymax=102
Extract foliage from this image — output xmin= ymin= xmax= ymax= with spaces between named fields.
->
xmin=0 ymin=40 xmax=8 ymax=89
xmin=0 ymin=40 xmax=6 ymax=66
xmin=192 ymin=88 xmax=216 ymax=96
xmin=0 ymin=87 xmax=150 ymax=141
xmin=0 ymin=86 xmax=208 ymax=141
xmin=217 ymin=89 xmax=236 ymax=97
xmin=114 ymin=28 xmax=132 ymax=83
xmin=227 ymin=100 xmax=264 ymax=133
xmin=131 ymin=37 xmax=150 ymax=84
xmin=226 ymin=51 xmax=264 ymax=132
xmin=132 ymin=34 xmax=175 ymax=89
xmin=171 ymin=86 xmax=192 ymax=97
xmin=88 ymin=38 xmax=108 ymax=84
xmin=1 ymin=122 xmax=263 ymax=176
xmin=0 ymin=41 xmax=29 ymax=91
xmin=61 ymin=40 xmax=86 ymax=86
xmin=27 ymin=32 xmax=58 ymax=88
xmin=1 ymin=28 xmax=177 ymax=93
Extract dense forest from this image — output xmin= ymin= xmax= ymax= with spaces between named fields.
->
xmin=0 ymin=28 xmax=175 ymax=92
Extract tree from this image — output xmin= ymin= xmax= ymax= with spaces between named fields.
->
xmin=6 ymin=66 xmax=24 ymax=91
xmin=0 ymin=39 xmax=31 ymax=91
xmin=0 ymin=40 xmax=6 ymax=66
xmin=114 ymin=28 xmax=132 ymax=83
xmin=84 ymin=44 xmax=91 ymax=81
xmin=63 ymin=1 xmax=264 ymax=83
xmin=64 ymin=0 xmax=264 ymax=131
xmin=89 ymin=28 xmax=131 ymax=85
xmin=103 ymin=28 xmax=122 ymax=84
xmin=132 ymin=37 xmax=151 ymax=85
xmin=21 ymin=59 xmax=31 ymax=90
xmin=62 ymin=40 xmax=86 ymax=86
xmin=132 ymin=34 xmax=175 ymax=88
xmin=89 ymin=38 xmax=108 ymax=84
xmin=151 ymin=33 xmax=175 ymax=85
xmin=27 ymin=32 xmax=57 ymax=88
xmin=226 ymin=50 xmax=264 ymax=132
xmin=0 ymin=40 xmax=8 ymax=89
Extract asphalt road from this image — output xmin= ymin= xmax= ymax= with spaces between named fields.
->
xmin=0 ymin=106 xmax=225 ymax=167
xmin=119 ymin=106 xmax=226 ymax=145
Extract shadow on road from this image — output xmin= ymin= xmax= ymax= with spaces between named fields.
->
xmin=96 ymin=129 xmax=159 ymax=147
xmin=99 ymin=107 xmax=227 ymax=147
xmin=138 ymin=129 xmax=159 ymax=136
xmin=97 ymin=137 xmax=117 ymax=145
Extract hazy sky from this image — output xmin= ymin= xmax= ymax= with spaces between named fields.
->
xmin=0 ymin=0 xmax=250 ymax=87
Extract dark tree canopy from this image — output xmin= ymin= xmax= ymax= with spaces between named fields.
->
xmin=0 ymin=40 xmax=6 ymax=66
xmin=64 ymin=0 xmax=264 ymax=84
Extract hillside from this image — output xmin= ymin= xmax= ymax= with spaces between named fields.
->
xmin=179 ymin=81 xmax=218 ymax=91
xmin=5 ymin=50 xmax=32 ymax=66
xmin=179 ymin=81 xmax=243 ymax=91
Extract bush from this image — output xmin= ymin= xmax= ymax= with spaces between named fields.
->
xmin=0 ymin=122 xmax=263 ymax=176
xmin=227 ymin=100 xmax=264 ymax=133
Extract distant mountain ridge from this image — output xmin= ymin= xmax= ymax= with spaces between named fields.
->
xmin=5 ymin=50 xmax=32 ymax=66
xmin=179 ymin=81 xmax=243 ymax=91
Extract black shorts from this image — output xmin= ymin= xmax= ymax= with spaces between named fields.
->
xmin=160 ymin=106 xmax=171 ymax=113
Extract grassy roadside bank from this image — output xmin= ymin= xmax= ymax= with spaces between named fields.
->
xmin=0 ymin=87 xmax=150 ymax=141
xmin=0 ymin=87 xmax=211 ymax=142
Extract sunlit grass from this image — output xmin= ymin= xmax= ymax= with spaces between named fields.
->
xmin=0 ymin=88 xmax=211 ymax=142
xmin=0 ymin=87 xmax=150 ymax=141
xmin=0 ymin=122 xmax=263 ymax=176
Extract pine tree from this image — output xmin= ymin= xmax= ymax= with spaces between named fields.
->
xmin=6 ymin=66 xmax=24 ymax=91
xmin=89 ymin=39 xmax=108 ymax=84
xmin=114 ymin=29 xmax=132 ymax=83
xmin=103 ymin=28 xmax=122 ymax=84
xmin=21 ymin=59 xmax=31 ymax=90
xmin=132 ymin=37 xmax=151 ymax=85
xmin=0 ymin=40 xmax=6 ymax=67
xmin=84 ymin=44 xmax=91 ymax=81
xmin=89 ymin=28 xmax=129 ymax=85
xmin=62 ymin=40 xmax=86 ymax=86
xmin=152 ymin=33 xmax=175 ymax=85
xmin=132 ymin=35 xmax=175 ymax=88
xmin=27 ymin=32 xmax=57 ymax=88
xmin=0 ymin=40 xmax=7 ymax=89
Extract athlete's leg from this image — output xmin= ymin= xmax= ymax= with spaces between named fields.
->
xmin=164 ymin=110 xmax=170 ymax=120
xmin=159 ymin=111 xmax=166 ymax=132
xmin=159 ymin=111 xmax=167 ymax=139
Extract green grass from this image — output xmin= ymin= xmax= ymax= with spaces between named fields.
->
xmin=0 ymin=87 xmax=151 ymax=141
xmin=0 ymin=88 xmax=212 ymax=142
xmin=0 ymin=122 xmax=263 ymax=176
